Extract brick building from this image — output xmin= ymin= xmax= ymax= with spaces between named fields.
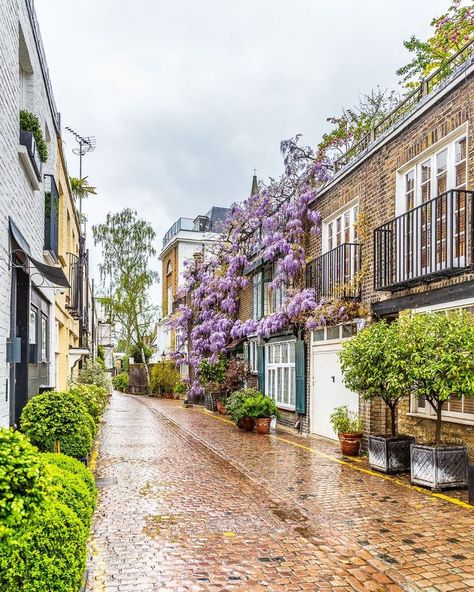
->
xmin=241 ymin=42 xmax=474 ymax=454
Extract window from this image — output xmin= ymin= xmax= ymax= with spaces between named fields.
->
xmin=265 ymin=341 xmax=296 ymax=409
xmin=253 ymin=264 xmax=286 ymax=320
xmin=252 ymin=273 xmax=263 ymax=320
xmin=41 ymin=316 xmax=48 ymax=362
xmin=312 ymin=323 xmax=357 ymax=343
xmin=248 ymin=339 xmax=258 ymax=373
xmin=29 ymin=307 xmax=38 ymax=362
xmin=323 ymin=201 xmax=359 ymax=254
xmin=410 ymin=304 xmax=474 ymax=423
xmin=167 ymin=286 xmax=173 ymax=316
xmin=166 ymin=261 xmax=173 ymax=275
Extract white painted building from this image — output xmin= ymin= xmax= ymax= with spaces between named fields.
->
xmin=0 ymin=0 xmax=67 ymax=426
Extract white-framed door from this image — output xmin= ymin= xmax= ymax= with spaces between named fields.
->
xmin=310 ymin=342 xmax=359 ymax=440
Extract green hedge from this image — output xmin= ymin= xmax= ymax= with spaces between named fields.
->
xmin=0 ymin=500 xmax=87 ymax=592
xmin=69 ymin=383 xmax=108 ymax=423
xmin=0 ymin=429 xmax=49 ymax=528
xmin=21 ymin=391 xmax=93 ymax=459
xmin=40 ymin=452 xmax=96 ymax=499
xmin=112 ymin=372 xmax=128 ymax=392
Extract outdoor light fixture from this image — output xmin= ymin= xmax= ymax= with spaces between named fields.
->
xmin=355 ymin=317 xmax=366 ymax=332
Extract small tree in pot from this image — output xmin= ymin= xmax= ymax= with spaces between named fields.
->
xmin=400 ymin=310 xmax=474 ymax=490
xmin=340 ymin=321 xmax=414 ymax=472
xmin=329 ymin=406 xmax=364 ymax=456
xmin=240 ymin=392 xmax=280 ymax=435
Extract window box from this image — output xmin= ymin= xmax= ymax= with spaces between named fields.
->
xmin=410 ymin=443 xmax=468 ymax=491
xmin=18 ymin=130 xmax=42 ymax=189
xmin=368 ymin=435 xmax=415 ymax=474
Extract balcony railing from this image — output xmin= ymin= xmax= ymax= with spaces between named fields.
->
xmin=374 ymin=189 xmax=474 ymax=291
xmin=44 ymin=174 xmax=59 ymax=258
xmin=162 ymin=218 xmax=195 ymax=248
xmin=19 ymin=130 xmax=42 ymax=180
xmin=306 ymin=243 xmax=361 ymax=301
xmin=66 ymin=253 xmax=82 ymax=319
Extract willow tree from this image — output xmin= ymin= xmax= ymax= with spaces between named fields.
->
xmin=93 ymin=209 xmax=157 ymax=392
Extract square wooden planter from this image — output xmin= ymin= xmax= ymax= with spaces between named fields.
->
xmin=368 ymin=435 xmax=415 ymax=474
xmin=410 ymin=443 xmax=468 ymax=491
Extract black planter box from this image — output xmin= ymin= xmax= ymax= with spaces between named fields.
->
xmin=368 ymin=435 xmax=415 ymax=474
xmin=410 ymin=443 xmax=468 ymax=491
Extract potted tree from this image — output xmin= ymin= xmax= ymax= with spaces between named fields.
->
xmin=226 ymin=387 xmax=261 ymax=431
xmin=340 ymin=320 xmax=415 ymax=473
xmin=401 ymin=310 xmax=474 ymax=491
xmin=240 ymin=392 xmax=280 ymax=434
xmin=329 ymin=406 xmax=364 ymax=456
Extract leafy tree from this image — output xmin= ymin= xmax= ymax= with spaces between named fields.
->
xmin=397 ymin=0 xmax=474 ymax=88
xmin=400 ymin=310 xmax=474 ymax=445
xmin=93 ymin=209 xmax=158 ymax=393
xmin=70 ymin=177 xmax=97 ymax=227
xmin=340 ymin=321 xmax=411 ymax=437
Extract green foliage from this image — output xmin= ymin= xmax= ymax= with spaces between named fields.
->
xmin=97 ymin=345 xmax=106 ymax=361
xmin=151 ymin=361 xmax=180 ymax=395
xmin=240 ymin=392 xmax=280 ymax=419
xmin=20 ymin=391 xmax=93 ymax=459
xmin=397 ymin=0 xmax=474 ymax=88
xmin=40 ymin=453 xmax=96 ymax=500
xmin=19 ymin=110 xmax=48 ymax=163
xmin=0 ymin=429 xmax=50 ymax=528
xmin=68 ymin=382 xmax=108 ymax=422
xmin=203 ymin=358 xmax=249 ymax=402
xmin=200 ymin=356 xmax=228 ymax=384
xmin=173 ymin=380 xmax=187 ymax=396
xmin=340 ymin=321 xmax=411 ymax=436
xmin=77 ymin=359 xmax=112 ymax=391
xmin=226 ymin=388 xmax=261 ymax=423
xmin=112 ymin=372 xmax=129 ymax=392
xmin=43 ymin=463 xmax=94 ymax=528
xmin=329 ymin=406 xmax=364 ymax=435
xmin=0 ymin=499 xmax=87 ymax=592
xmin=399 ymin=309 xmax=474 ymax=444
xmin=129 ymin=343 xmax=153 ymax=363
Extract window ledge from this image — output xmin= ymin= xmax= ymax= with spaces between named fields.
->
xmin=277 ymin=404 xmax=296 ymax=412
xmin=18 ymin=144 xmax=41 ymax=190
xmin=407 ymin=412 xmax=474 ymax=427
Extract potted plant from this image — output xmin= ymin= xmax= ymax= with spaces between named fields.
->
xmin=400 ymin=310 xmax=474 ymax=491
xmin=201 ymin=357 xmax=250 ymax=414
xmin=240 ymin=392 xmax=280 ymax=435
xmin=173 ymin=380 xmax=187 ymax=400
xmin=226 ymin=388 xmax=260 ymax=431
xmin=340 ymin=320 xmax=414 ymax=473
xmin=329 ymin=406 xmax=364 ymax=456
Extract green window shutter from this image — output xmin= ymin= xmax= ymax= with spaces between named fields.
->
xmin=257 ymin=344 xmax=265 ymax=393
xmin=295 ymin=340 xmax=306 ymax=414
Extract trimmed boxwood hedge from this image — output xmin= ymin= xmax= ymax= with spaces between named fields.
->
xmin=44 ymin=463 xmax=95 ymax=528
xmin=0 ymin=429 xmax=49 ymax=528
xmin=69 ymin=383 xmax=108 ymax=423
xmin=41 ymin=452 xmax=96 ymax=499
xmin=0 ymin=499 xmax=87 ymax=592
xmin=20 ymin=391 xmax=94 ymax=459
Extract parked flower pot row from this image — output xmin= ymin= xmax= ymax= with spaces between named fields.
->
xmin=368 ymin=435 xmax=469 ymax=491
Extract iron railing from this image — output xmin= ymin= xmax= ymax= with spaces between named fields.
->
xmin=43 ymin=174 xmax=59 ymax=258
xmin=162 ymin=217 xmax=195 ymax=248
xmin=66 ymin=253 xmax=82 ymax=318
xmin=334 ymin=38 xmax=474 ymax=172
xmin=306 ymin=243 xmax=361 ymax=301
xmin=374 ymin=189 xmax=474 ymax=291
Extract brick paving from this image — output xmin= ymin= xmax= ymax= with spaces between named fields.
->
xmin=87 ymin=394 xmax=474 ymax=591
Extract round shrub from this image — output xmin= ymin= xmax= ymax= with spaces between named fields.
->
xmin=226 ymin=388 xmax=261 ymax=423
xmin=40 ymin=453 xmax=96 ymax=499
xmin=77 ymin=359 xmax=112 ymax=391
xmin=0 ymin=429 xmax=50 ymax=528
xmin=0 ymin=499 xmax=87 ymax=592
xmin=44 ymin=463 xmax=94 ymax=527
xmin=21 ymin=391 xmax=93 ymax=459
xmin=69 ymin=383 xmax=107 ymax=422
xmin=112 ymin=372 xmax=128 ymax=392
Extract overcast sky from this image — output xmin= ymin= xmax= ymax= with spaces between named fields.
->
xmin=35 ymin=0 xmax=447 ymax=292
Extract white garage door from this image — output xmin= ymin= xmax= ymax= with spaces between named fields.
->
xmin=311 ymin=344 xmax=359 ymax=440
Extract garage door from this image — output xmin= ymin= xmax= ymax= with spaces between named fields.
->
xmin=311 ymin=344 xmax=359 ymax=440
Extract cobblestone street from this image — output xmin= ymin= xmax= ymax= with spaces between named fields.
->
xmin=87 ymin=393 xmax=474 ymax=592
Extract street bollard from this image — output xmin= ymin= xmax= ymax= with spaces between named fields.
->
xmin=469 ymin=465 xmax=474 ymax=506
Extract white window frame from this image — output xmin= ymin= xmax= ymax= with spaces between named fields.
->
xmin=322 ymin=198 xmax=359 ymax=254
xmin=311 ymin=323 xmax=358 ymax=345
xmin=248 ymin=338 xmax=258 ymax=374
xmin=408 ymin=299 xmax=474 ymax=425
xmin=265 ymin=340 xmax=296 ymax=411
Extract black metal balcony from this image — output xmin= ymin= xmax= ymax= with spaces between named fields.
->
xmin=44 ymin=174 xmax=59 ymax=258
xmin=66 ymin=253 xmax=82 ymax=319
xmin=19 ymin=130 xmax=42 ymax=180
xmin=306 ymin=243 xmax=361 ymax=301
xmin=374 ymin=189 xmax=474 ymax=291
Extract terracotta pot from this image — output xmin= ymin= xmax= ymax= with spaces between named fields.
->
xmin=338 ymin=433 xmax=363 ymax=456
xmin=240 ymin=417 xmax=255 ymax=432
xmin=255 ymin=417 xmax=271 ymax=435
xmin=164 ymin=392 xmax=174 ymax=399
xmin=216 ymin=400 xmax=227 ymax=415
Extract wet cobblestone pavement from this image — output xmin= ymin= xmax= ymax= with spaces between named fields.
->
xmin=87 ymin=393 xmax=474 ymax=591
